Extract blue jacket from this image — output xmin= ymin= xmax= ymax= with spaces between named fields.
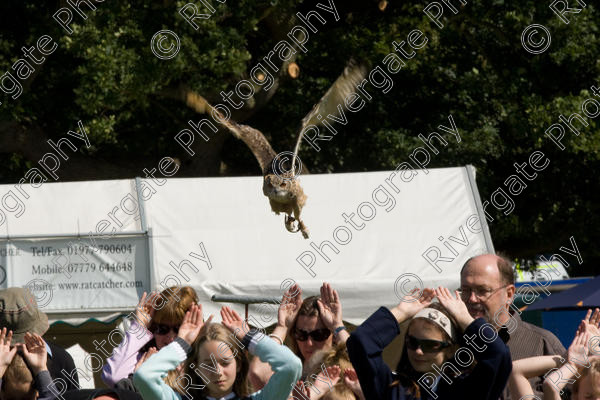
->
xmin=346 ymin=307 xmax=512 ymax=400
xmin=133 ymin=331 xmax=302 ymax=400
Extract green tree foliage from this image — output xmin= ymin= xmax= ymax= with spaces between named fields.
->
xmin=0 ymin=0 xmax=598 ymax=275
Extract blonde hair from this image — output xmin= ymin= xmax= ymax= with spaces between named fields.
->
xmin=175 ymin=323 xmax=250 ymax=398
xmin=572 ymin=358 xmax=600 ymax=398
xmin=306 ymin=342 xmax=352 ymax=379
xmin=322 ymin=383 xmax=356 ymax=400
xmin=304 ymin=343 xmax=358 ymax=399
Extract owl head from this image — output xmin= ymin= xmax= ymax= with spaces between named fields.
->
xmin=263 ymin=173 xmax=297 ymax=202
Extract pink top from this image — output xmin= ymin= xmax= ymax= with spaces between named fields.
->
xmin=101 ymin=319 xmax=154 ymax=387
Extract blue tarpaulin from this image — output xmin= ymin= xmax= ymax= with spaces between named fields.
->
xmin=527 ymin=275 xmax=600 ymax=311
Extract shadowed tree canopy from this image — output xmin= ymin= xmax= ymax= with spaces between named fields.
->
xmin=0 ymin=0 xmax=598 ymax=274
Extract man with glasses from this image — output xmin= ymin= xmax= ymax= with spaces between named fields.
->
xmin=460 ymin=254 xmax=566 ymax=399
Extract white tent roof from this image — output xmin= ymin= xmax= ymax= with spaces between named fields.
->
xmin=0 ymin=166 xmax=493 ymax=326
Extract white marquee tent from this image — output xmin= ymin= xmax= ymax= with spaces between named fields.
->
xmin=0 ymin=165 xmax=494 ymax=327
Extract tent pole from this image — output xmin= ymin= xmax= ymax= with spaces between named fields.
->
xmin=464 ymin=165 xmax=495 ymax=253
xmin=135 ymin=177 xmax=148 ymax=233
xmin=211 ymin=294 xmax=280 ymax=323
xmin=0 ymin=232 xmax=147 ymax=240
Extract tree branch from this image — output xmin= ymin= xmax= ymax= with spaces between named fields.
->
xmin=0 ymin=121 xmax=139 ymax=181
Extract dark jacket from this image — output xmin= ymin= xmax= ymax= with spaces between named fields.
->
xmin=346 ymin=307 xmax=512 ymax=400
xmin=46 ymin=340 xmax=80 ymax=392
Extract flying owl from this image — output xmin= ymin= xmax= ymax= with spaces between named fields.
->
xmin=210 ymin=58 xmax=368 ymax=239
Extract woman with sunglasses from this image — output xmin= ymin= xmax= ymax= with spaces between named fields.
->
xmin=346 ymin=287 xmax=512 ymax=400
xmin=280 ymin=283 xmax=347 ymax=372
xmin=247 ymin=282 xmax=348 ymax=394
xmin=101 ymin=286 xmax=199 ymax=390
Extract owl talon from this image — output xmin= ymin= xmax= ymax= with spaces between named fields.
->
xmin=298 ymin=220 xmax=309 ymax=239
xmin=285 ymin=215 xmax=299 ymax=233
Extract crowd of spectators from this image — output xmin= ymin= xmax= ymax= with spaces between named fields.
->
xmin=0 ymin=253 xmax=598 ymax=400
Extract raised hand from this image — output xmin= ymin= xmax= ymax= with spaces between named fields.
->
xmin=178 ymin=304 xmax=213 ymax=345
xmin=317 ymin=282 xmax=343 ymax=332
xmin=134 ymin=347 xmax=157 ymax=372
xmin=0 ymin=328 xmax=17 ymax=378
xmin=344 ymin=367 xmax=366 ymax=400
xmin=582 ymin=308 xmax=600 ymax=347
xmin=22 ymin=332 xmax=48 ymax=375
xmin=568 ymin=323 xmax=590 ymax=367
xmin=290 ymin=380 xmax=311 ymax=400
xmin=278 ymin=283 xmax=303 ymax=330
xmin=390 ymin=287 xmax=435 ymax=323
xmin=309 ymin=365 xmax=341 ymax=399
xmin=435 ymin=286 xmax=474 ymax=331
xmin=135 ymin=291 xmax=158 ymax=328
xmin=220 ymin=306 xmax=247 ymax=341
xmin=272 ymin=284 xmax=303 ymax=345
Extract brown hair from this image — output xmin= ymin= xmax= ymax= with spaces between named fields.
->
xmin=149 ymin=286 xmax=198 ymax=389
xmin=176 ymin=323 xmax=250 ymax=398
xmin=151 ymin=286 xmax=199 ymax=326
xmin=461 ymin=253 xmax=514 ymax=286
xmin=572 ymin=358 xmax=600 ymax=398
xmin=1 ymin=354 xmax=34 ymax=397
xmin=496 ymin=252 xmax=514 ymax=285
xmin=297 ymin=296 xmax=321 ymax=319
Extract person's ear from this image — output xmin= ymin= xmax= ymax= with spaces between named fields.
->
xmin=505 ymin=284 xmax=516 ymax=301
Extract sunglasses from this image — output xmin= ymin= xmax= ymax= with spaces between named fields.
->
xmin=293 ymin=328 xmax=331 ymax=342
xmin=151 ymin=324 xmax=179 ymax=335
xmin=406 ymin=335 xmax=450 ymax=353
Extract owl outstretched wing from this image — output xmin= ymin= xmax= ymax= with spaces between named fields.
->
xmin=292 ymin=58 xmax=369 ymax=169
xmin=211 ymin=107 xmax=277 ymax=175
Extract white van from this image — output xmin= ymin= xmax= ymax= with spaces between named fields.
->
xmin=514 ymin=257 xmax=570 ymax=282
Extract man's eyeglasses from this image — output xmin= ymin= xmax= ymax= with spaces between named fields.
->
xmin=151 ymin=324 xmax=179 ymax=335
xmin=458 ymin=285 xmax=508 ymax=300
xmin=293 ymin=328 xmax=331 ymax=342
xmin=406 ymin=335 xmax=450 ymax=353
